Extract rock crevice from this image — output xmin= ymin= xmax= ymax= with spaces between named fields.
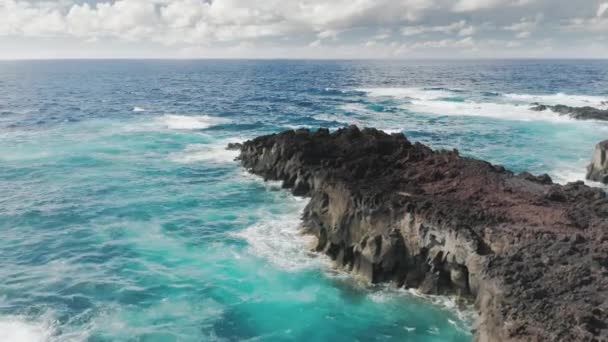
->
xmin=237 ymin=126 xmax=608 ymax=342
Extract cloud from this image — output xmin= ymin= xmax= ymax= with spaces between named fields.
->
xmin=401 ymin=20 xmax=476 ymax=37
xmin=0 ymin=0 xmax=606 ymax=58
xmin=598 ymin=2 xmax=608 ymax=17
xmin=0 ymin=0 xmax=504 ymax=44
xmin=452 ymin=0 xmax=535 ymax=12
xmin=308 ymin=39 xmax=321 ymax=47
xmin=562 ymin=2 xmax=608 ymax=33
xmin=503 ymin=14 xmax=543 ymax=39
xmin=317 ymin=29 xmax=340 ymax=40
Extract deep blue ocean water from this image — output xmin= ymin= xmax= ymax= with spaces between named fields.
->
xmin=1 ymin=60 xmax=608 ymax=342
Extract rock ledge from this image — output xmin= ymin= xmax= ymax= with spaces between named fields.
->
xmin=237 ymin=126 xmax=608 ymax=342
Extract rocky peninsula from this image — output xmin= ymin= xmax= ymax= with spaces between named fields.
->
xmin=236 ymin=126 xmax=608 ymax=342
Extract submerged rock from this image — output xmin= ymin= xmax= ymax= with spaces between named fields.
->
xmin=530 ymin=103 xmax=608 ymax=121
xmin=237 ymin=126 xmax=608 ymax=342
xmin=587 ymin=140 xmax=608 ymax=184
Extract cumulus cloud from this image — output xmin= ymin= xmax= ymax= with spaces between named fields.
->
xmin=0 ymin=0 xmax=605 ymax=58
xmin=0 ymin=0 xmax=527 ymax=43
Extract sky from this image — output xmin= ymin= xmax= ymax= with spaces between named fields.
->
xmin=0 ymin=0 xmax=607 ymax=59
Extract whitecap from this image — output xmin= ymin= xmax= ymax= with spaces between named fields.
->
xmin=169 ymin=138 xmax=243 ymax=164
xmin=158 ymin=114 xmax=231 ymax=130
xmin=404 ymin=100 xmax=576 ymax=123
xmin=132 ymin=106 xmax=146 ymax=112
xmin=428 ymin=326 xmax=440 ymax=335
xmin=231 ymin=202 xmax=325 ymax=272
xmin=283 ymin=124 xmax=312 ymax=130
xmin=0 ymin=316 xmax=53 ymax=342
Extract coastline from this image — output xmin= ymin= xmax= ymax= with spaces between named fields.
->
xmin=237 ymin=125 xmax=608 ymax=341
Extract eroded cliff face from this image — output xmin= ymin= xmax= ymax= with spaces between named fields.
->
xmin=587 ymin=140 xmax=608 ymax=184
xmin=237 ymin=126 xmax=608 ymax=342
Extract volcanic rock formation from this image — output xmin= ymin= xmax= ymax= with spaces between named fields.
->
xmin=236 ymin=126 xmax=608 ymax=342
xmin=587 ymin=140 xmax=608 ymax=184
xmin=530 ymin=103 xmax=608 ymax=121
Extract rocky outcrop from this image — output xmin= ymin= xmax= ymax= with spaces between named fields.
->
xmin=530 ymin=103 xmax=608 ymax=121
xmin=587 ymin=140 xmax=608 ymax=184
xmin=236 ymin=126 xmax=608 ymax=342
xmin=226 ymin=142 xmax=243 ymax=151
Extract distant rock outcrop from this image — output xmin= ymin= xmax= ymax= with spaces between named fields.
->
xmin=530 ymin=103 xmax=608 ymax=121
xmin=236 ymin=126 xmax=608 ymax=342
xmin=587 ymin=140 xmax=608 ymax=184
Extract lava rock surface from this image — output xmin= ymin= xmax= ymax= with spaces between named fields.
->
xmin=237 ymin=126 xmax=608 ymax=342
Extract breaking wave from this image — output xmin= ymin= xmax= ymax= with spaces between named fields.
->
xmin=158 ymin=114 xmax=231 ymax=130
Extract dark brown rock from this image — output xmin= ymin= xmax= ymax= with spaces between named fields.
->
xmin=237 ymin=126 xmax=608 ymax=342
xmin=530 ymin=103 xmax=608 ymax=121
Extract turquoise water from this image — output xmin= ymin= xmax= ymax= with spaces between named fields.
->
xmin=1 ymin=60 xmax=608 ymax=341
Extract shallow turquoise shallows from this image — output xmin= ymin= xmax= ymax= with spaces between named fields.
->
xmin=1 ymin=60 xmax=607 ymax=341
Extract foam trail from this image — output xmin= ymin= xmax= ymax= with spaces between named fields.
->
xmin=405 ymin=100 xmax=576 ymax=122
xmin=159 ymin=114 xmax=231 ymax=130
xmin=356 ymin=87 xmax=455 ymax=100
xmin=132 ymin=106 xmax=145 ymax=112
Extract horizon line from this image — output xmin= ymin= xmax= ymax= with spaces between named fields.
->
xmin=1 ymin=57 xmax=608 ymax=62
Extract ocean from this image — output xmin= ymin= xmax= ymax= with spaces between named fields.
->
xmin=1 ymin=59 xmax=607 ymax=341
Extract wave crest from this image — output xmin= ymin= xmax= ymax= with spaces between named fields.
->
xmin=159 ymin=115 xmax=231 ymax=130
xmin=169 ymin=138 xmax=243 ymax=164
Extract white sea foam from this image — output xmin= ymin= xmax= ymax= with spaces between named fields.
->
xmin=169 ymin=138 xmax=243 ymax=164
xmin=158 ymin=114 xmax=231 ymax=130
xmin=405 ymin=100 xmax=576 ymax=123
xmin=356 ymin=87 xmax=455 ymax=100
xmin=404 ymin=288 xmax=477 ymax=327
xmin=0 ymin=316 xmax=53 ymax=342
xmin=132 ymin=106 xmax=146 ymax=112
xmin=231 ymin=202 xmax=325 ymax=272
xmin=550 ymin=161 xmax=608 ymax=189
xmin=354 ymin=87 xmax=607 ymax=122
xmin=313 ymin=112 xmax=404 ymax=133
xmin=340 ymin=103 xmax=371 ymax=113
xmin=504 ymin=93 xmax=608 ymax=108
